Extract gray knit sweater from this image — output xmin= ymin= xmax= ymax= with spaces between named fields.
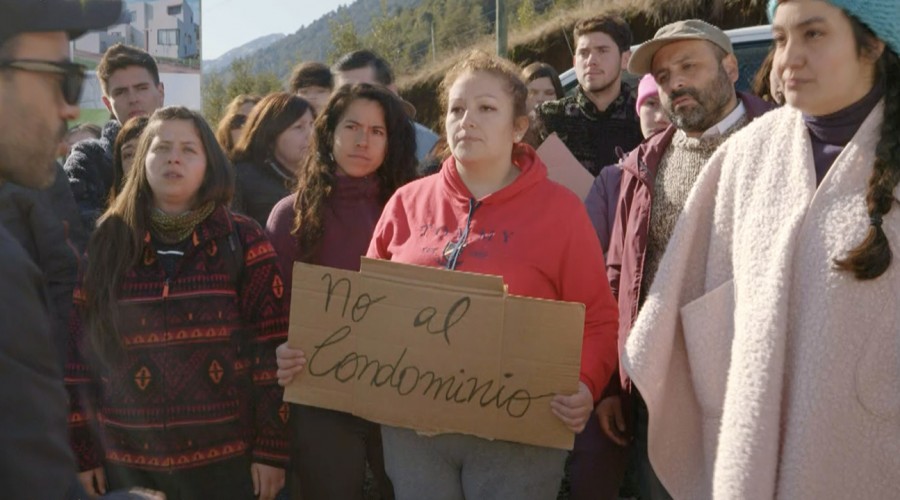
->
xmin=641 ymin=115 xmax=749 ymax=300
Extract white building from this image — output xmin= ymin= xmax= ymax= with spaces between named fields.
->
xmin=75 ymin=1 xmax=199 ymax=60
xmin=146 ymin=0 xmax=199 ymax=60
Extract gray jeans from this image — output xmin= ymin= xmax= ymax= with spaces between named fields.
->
xmin=381 ymin=426 xmax=567 ymax=500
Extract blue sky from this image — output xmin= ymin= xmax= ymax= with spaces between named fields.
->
xmin=202 ymin=0 xmax=353 ymax=60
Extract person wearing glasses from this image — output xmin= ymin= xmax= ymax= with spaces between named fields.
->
xmin=265 ymin=83 xmax=416 ymax=500
xmin=65 ymin=43 xmax=165 ymax=233
xmin=215 ymin=94 xmax=261 ymax=158
xmin=276 ymin=51 xmax=619 ymax=500
xmin=0 ymin=1 xmax=169 ymax=499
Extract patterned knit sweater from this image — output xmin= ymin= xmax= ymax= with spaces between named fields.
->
xmin=535 ymin=84 xmax=643 ymax=177
xmin=66 ymin=206 xmax=290 ymax=471
xmin=641 ymin=116 xmax=749 ymax=300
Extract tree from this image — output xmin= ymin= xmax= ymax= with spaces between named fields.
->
xmin=202 ymin=58 xmax=283 ymax=126
xmin=366 ymin=2 xmax=411 ymax=71
xmin=328 ymin=12 xmax=363 ymax=63
xmin=436 ymin=0 xmax=487 ymax=51
xmin=516 ymin=0 xmax=538 ymax=29
xmin=202 ymin=72 xmax=228 ymax=126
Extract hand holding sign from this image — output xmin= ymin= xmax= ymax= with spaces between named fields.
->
xmin=550 ymin=381 xmax=593 ymax=433
xmin=284 ymin=258 xmax=586 ymax=450
xmin=276 ymin=342 xmax=307 ymax=387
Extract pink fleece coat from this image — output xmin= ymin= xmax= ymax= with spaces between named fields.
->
xmin=623 ymin=101 xmax=900 ymax=499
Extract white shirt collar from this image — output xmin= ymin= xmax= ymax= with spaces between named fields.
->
xmin=701 ymin=101 xmax=746 ymax=138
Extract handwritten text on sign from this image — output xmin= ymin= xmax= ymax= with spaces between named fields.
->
xmin=284 ymin=258 xmax=585 ymax=450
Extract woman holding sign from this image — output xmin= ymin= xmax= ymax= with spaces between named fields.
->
xmin=67 ymin=106 xmax=289 ymax=499
xmin=278 ymin=52 xmax=618 ymax=499
xmin=266 ymin=83 xmax=416 ymax=500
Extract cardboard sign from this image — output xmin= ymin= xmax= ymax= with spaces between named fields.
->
xmin=536 ymin=133 xmax=595 ymax=200
xmin=284 ymin=258 xmax=585 ymax=450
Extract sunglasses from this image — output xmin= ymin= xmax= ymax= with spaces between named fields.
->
xmin=0 ymin=59 xmax=86 ymax=105
xmin=230 ymin=114 xmax=247 ymax=129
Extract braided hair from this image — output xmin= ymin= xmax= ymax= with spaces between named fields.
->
xmin=834 ymin=19 xmax=900 ymax=280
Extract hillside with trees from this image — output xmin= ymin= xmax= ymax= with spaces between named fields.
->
xmin=202 ymin=0 xmax=769 ymax=128
xmin=202 ymin=0 xmax=554 ymax=123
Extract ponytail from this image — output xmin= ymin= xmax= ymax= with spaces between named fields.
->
xmin=834 ymin=48 xmax=900 ymax=280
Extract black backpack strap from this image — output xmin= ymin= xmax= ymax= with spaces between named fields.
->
xmin=220 ymin=211 xmax=245 ymax=290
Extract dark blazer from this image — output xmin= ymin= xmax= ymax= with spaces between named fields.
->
xmin=0 ymin=163 xmax=86 ymax=368
xmin=0 ymin=223 xmax=76 ymax=500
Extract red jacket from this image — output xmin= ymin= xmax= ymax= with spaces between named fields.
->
xmin=367 ymin=145 xmax=619 ymax=400
xmin=66 ymin=206 xmax=289 ymax=471
xmin=606 ymin=93 xmax=775 ymax=391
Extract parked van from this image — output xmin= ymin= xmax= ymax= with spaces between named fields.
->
xmin=559 ymin=24 xmax=773 ymax=95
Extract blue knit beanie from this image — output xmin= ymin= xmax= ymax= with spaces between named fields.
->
xmin=767 ymin=0 xmax=900 ymax=55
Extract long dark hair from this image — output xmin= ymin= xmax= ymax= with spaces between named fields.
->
xmin=832 ymin=13 xmax=900 ymax=280
xmin=522 ymin=62 xmax=564 ymax=100
xmin=110 ymin=116 xmax=148 ymax=201
xmin=751 ymin=48 xmax=782 ymax=104
xmin=291 ymin=83 xmax=416 ymax=261
xmin=84 ymin=106 xmax=234 ymax=361
xmin=231 ymin=92 xmax=313 ymax=169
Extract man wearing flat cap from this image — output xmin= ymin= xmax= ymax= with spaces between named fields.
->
xmin=0 ymin=1 xmax=159 ymax=499
xmin=599 ymin=19 xmax=774 ymax=499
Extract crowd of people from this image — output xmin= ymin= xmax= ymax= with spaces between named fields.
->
xmin=1 ymin=0 xmax=899 ymax=499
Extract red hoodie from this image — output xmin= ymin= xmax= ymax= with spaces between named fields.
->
xmin=367 ymin=145 xmax=618 ymax=400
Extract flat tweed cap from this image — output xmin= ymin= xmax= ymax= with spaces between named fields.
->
xmin=628 ymin=19 xmax=734 ymax=75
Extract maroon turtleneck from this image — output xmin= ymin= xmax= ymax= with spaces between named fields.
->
xmin=803 ymin=80 xmax=884 ymax=185
xmin=265 ymin=174 xmax=383 ymax=299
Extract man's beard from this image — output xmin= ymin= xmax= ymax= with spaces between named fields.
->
xmin=664 ymin=65 xmax=734 ymax=133
xmin=0 ymin=120 xmax=65 ymax=190
xmin=582 ymin=70 xmax=621 ymax=96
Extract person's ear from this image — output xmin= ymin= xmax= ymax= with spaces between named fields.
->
xmin=101 ymin=96 xmax=116 ymax=118
xmin=723 ymin=53 xmax=740 ymax=84
xmin=865 ymin=38 xmax=886 ymax=63
xmin=620 ymin=50 xmax=632 ymax=71
xmin=513 ymin=115 xmax=530 ymax=141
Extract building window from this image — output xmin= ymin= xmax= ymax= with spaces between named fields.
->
xmin=158 ymin=29 xmax=179 ymax=46
xmin=168 ymin=4 xmax=182 ymax=15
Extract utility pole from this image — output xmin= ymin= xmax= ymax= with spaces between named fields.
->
xmin=496 ymin=0 xmax=507 ymax=58
xmin=422 ymin=12 xmax=436 ymax=63
xmin=430 ymin=17 xmax=436 ymax=63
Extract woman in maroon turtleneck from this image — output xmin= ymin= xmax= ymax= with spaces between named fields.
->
xmin=265 ymin=83 xmax=416 ymax=500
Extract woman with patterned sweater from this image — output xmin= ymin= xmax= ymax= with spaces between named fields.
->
xmin=67 ymin=106 xmax=289 ymax=500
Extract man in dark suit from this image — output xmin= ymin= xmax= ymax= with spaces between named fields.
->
xmin=0 ymin=1 xmax=166 ymax=498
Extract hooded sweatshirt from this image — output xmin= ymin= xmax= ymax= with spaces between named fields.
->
xmin=367 ymin=145 xmax=618 ymax=400
xmin=266 ymin=174 xmax=383 ymax=301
